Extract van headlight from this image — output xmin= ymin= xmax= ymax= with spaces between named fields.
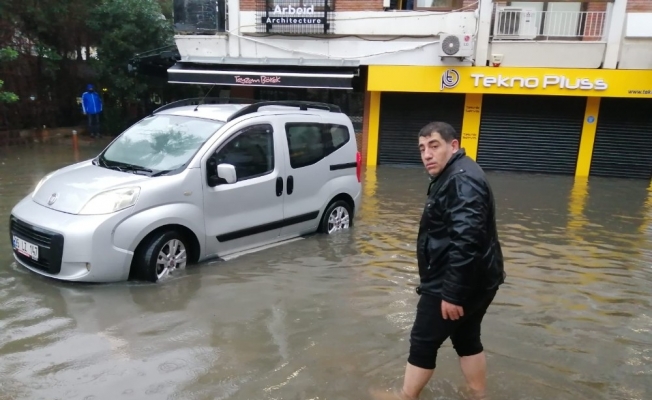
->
xmin=79 ymin=187 xmax=140 ymax=215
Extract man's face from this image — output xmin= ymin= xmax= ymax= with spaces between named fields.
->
xmin=418 ymin=131 xmax=459 ymax=176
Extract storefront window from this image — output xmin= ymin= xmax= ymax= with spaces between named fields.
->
xmin=173 ymin=0 xmax=226 ymax=33
xmin=385 ymin=0 xmax=463 ymax=10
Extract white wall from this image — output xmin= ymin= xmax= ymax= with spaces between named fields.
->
xmin=239 ymin=11 xmax=477 ymax=36
xmin=625 ymin=13 xmax=652 ymax=37
xmin=618 ymin=13 xmax=652 ymax=69
xmin=176 ymin=34 xmax=474 ymax=66
xmin=619 ymin=39 xmax=652 ymax=69
xmin=176 ymin=11 xmax=479 ymax=66
xmin=488 ymin=42 xmax=606 ymax=68
xmin=173 ymin=2 xmax=650 ymax=70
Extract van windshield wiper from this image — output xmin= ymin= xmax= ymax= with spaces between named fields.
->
xmin=94 ymin=155 xmax=110 ymax=168
xmin=96 ymin=156 xmax=153 ymax=175
xmin=117 ymin=163 xmax=154 ymax=175
xmin=150 ymin=169 xmax=173 ymax=177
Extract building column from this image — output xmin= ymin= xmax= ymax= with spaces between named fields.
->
xmin=575 ymin=97 xmax=601 ymax=177
xmin=474 ymin=0 xmax=494 ymax=67
xmin=227 ymin=0 xmax=241 ymax=57
xmin=461 ymin=94 xmax=483 ymax=160
xmin=603 ymin=0 xmax=628 ymax=69
xmin=365 ymin=92 xmax=381 ymax=167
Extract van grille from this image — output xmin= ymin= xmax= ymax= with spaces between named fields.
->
xmin=9 ymin=216 xmax=64 ymax=274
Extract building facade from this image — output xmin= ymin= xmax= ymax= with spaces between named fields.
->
xmin=169 ymin=0 xmax=652 ymax=179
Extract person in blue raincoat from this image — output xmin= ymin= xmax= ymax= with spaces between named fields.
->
xmin=81 ymin=84 xmax=103 ymax=138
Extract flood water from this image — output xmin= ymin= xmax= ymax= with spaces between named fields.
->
xmin=0 ymin=142 xmax=651 ymax=400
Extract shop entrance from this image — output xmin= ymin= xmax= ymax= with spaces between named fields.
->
xmin=477 ymin=94 xmax=586 ymax=175
xmin=377 ymin=92 xmax=465 ymax=165
xmin=590 ymin=98 xmax=652 ymax=179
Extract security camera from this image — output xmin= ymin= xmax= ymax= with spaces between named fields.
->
xmin=491 ymin=54 xmax=504 ymax=67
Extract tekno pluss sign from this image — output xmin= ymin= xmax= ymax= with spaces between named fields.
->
xmin=257 ymin=0 xmax=334 ymax=34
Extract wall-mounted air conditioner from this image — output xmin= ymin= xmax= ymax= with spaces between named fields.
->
xmin=438 ymin=34 xmax=475 ymax=61
xmin=494 ymin=7 xmax=538 ymax=40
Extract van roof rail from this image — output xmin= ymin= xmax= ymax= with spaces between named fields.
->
xmin=152 ymin=97 xmax=256 ymax=114
xmin=226 ymin=100 xmax=342 ymax=122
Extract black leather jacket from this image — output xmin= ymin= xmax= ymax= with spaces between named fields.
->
xmin=416 ymin=149 xmax=505 ymax=306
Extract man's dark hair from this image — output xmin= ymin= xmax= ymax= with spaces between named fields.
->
xmin=418 ymin=121 xmax=459 ymax=143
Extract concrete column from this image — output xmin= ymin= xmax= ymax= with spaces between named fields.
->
xmin=460 ymin=94 xmax=483 ymax=160
xmin=474 ymin=0 xmax=494 ymax=67
xmin=227 ymin=0 xmax=241 ymax=58
xmin=575 ymin=97 xmax=601 ymax=177
xmin=603 ymin=0 xmax=628 ymax=69
xmin=365 ymin=92 xmax=381 ymax=167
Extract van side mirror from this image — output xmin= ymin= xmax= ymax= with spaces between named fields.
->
xmin=217 ymin=163 xmax=237 ymax=184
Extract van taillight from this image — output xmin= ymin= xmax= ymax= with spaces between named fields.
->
xmin=356 ymin=151 xmax=361 ymax=182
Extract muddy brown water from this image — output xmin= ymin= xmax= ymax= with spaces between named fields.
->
xmin=0 ymin=142 xmax=650 ymax=400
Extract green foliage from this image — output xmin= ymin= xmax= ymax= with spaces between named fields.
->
xmin=0 ymin=47 xmax=19 ymax=103
xmin=0 ymin=48 xmax=18 ymax=61
xmin=0 ymin=0 xmax=185 ymax=129
xmin=88 ymin=0 xmax=173 ymax=102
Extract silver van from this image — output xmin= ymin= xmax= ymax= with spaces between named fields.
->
xmin=9 ymin=100 xmax=362 ymax=283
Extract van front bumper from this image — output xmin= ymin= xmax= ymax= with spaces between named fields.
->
xmin=9 ymin=197 xmax=134 ymax=283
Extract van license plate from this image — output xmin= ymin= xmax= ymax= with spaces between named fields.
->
xmin=13 ymin=236 xmax=39 ymax=260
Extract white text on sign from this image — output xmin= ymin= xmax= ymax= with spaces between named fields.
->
xmin=470 ymin=74 xmax=608 ymax=91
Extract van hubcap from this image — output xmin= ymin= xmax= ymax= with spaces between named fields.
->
xmin=156 ymin=239 xmax=187 ymax=279
xmin=327 ymin=206 xmax=350 ymax=234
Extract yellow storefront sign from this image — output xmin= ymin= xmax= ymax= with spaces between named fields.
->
xmin=368 ymin=65 xmax=652 ymax=98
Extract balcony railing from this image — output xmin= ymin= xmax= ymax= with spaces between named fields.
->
xmin=492 ymin=6 xmax=607 ymax=41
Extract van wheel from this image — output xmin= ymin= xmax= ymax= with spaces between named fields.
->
xmin=135 ymin=230 xmax=189 ymax=283
xmin=319 ymin=200 xmax=352 ymax=235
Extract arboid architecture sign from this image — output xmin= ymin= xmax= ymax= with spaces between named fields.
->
xmin=256 ymin=0 xmax=335 ymax=34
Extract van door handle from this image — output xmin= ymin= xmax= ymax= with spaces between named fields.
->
xmin=287 ymin=176 xmax=294 ymax=195
xmin=276 ymin=176 xmax=283 ymax=197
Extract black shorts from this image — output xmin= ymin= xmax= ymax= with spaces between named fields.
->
xmin=408 ymin=290 xmax=497 ymax=370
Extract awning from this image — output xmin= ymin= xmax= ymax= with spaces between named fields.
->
xmin=167 ymin=62 xmax=357 ymax=90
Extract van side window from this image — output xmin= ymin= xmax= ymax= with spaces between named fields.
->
xmin=207 ymin=124 xmax=274 ymax=186
xmin=285 ymin=123 xmax=350 ymax=169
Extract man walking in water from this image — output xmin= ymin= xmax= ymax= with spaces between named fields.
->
xmin=371 ymin=122 xmax=505 ymax=400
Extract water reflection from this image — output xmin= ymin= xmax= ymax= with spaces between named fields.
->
xmin=0 ymin=144 xmax=651 ymax=399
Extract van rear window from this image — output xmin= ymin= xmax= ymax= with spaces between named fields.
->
xmin=285 ymin=123 xmax=350 ymax=169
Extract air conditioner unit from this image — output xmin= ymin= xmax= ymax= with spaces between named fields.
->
xmin=438 ymin=34 xmax=475 ymax=60
xmin=494 ymin=7 xmax=538 ymax=40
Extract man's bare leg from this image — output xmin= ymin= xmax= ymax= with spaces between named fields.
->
xmin=402 ymin=362 xmax=433 ymax=398
xmin=459 ymin=352 xmax=487 ymax=399
xmin=369 ymin=362 xmax=433 ymax=400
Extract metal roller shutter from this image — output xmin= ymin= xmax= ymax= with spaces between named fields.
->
xmin=477 ymin=95 xmax=585 ymax=175
xmin=378 ymin=92 xmax=465 ymax=165
xmin=590 ymin=98 xmax=652 ymax=179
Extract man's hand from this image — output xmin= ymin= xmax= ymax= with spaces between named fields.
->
xmin=441 ymin=300 xmax=464 ymax=320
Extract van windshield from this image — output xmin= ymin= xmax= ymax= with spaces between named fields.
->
xmin=100 ymin=114 xmax=224 ymax=173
